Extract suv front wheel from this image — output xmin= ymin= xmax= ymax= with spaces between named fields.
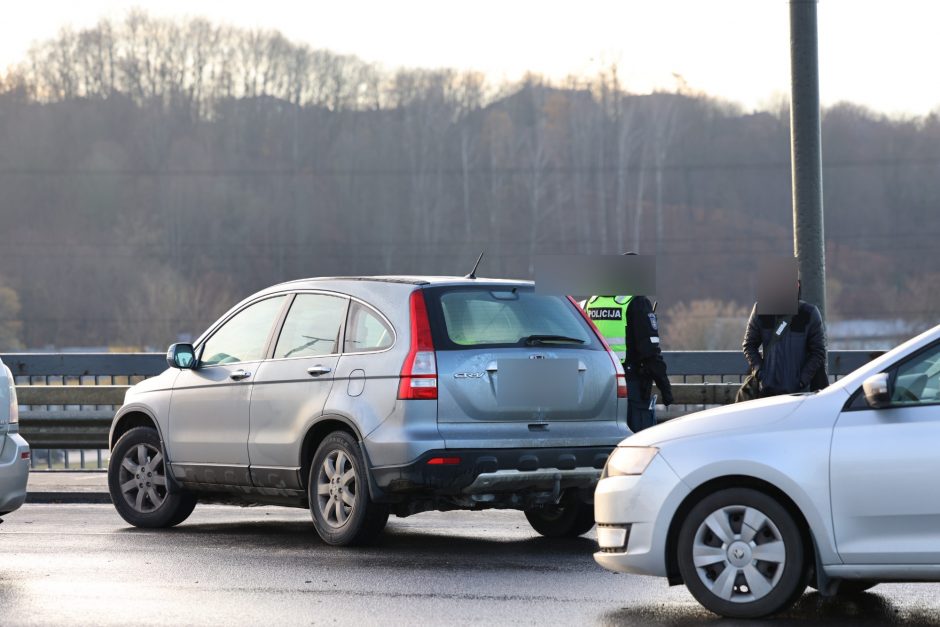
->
xmin=308 ymin=431 xmax=389 ymax=546
xmin=108 ymin=426 xmax=197 ymax=528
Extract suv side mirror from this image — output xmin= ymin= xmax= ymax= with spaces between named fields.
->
xmin=166 ymin=343 xmax=197 ymax=370
xmin=862 ymin=372 xmax=891 ymax=409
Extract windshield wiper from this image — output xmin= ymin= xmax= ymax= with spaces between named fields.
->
xmin=521 ymin=334 xmax=585 ymax=346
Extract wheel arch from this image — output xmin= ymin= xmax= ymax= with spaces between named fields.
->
xmin=110 ymin=406 xmax=164 ymax=451
xmin=663 ymin=475 xmax=817 ymax=587
xmin=299 ymin=415 xmax=377 ymax=495
xmin=109 ymin=406 xmax=185 ymax=495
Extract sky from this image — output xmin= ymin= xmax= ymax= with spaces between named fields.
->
xmin=0 ymin=0 xmax=937 ymax=116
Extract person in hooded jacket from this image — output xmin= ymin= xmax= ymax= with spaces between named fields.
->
xmin=742 ymin=280 xmax=828 ymax=397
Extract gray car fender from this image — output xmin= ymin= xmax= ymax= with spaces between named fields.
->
xmin=677 ymin=458 xmax=840 ymax=565
xmin=303 ymin=413 xmax=386 ymax=502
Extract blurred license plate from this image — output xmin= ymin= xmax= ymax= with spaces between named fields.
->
xmin=497 ymin=358 xmax=578 ymax=408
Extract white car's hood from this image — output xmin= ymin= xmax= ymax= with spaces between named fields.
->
xmin=623 ymin=393 xmax=810 ymax=447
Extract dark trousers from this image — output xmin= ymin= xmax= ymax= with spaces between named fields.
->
xmin=626 ymin=376 xmax=656 ymax=433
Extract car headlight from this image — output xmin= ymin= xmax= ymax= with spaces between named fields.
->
xmin=605 ymin=447 xmax=658 ymax=477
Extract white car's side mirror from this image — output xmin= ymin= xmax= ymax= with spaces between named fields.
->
xmin=862 ymin=373 xmax=891 ymax=409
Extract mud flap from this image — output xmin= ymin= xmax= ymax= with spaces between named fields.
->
xmin=813 ymin=537 xmax=839 ymax=597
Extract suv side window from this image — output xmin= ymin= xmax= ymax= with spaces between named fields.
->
xmin=890 ymin=342 xmax=940 ymax=405
xmin=200 ymin=296 xmax=287 ymax=366
xmin=344 ymin=302 xmax=394 ymax=353
xmin=274 ymin=294 xmax=348 ymax=359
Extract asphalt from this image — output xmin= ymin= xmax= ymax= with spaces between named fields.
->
xmin=2 ymin=502 xmax=940 ymax=626
xmin=25 ymin=470 xmax=111 ymax=503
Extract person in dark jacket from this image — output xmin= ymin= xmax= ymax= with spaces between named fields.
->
xmin=742 ymin=282 xmax=827 ymax=397
xmin=585 ymin=252 xmax=674 ymax=431
xmin=587 ymin=292 xmax=674 ymax=432
xmin=624 ymin=295 xmax=675 ymax=430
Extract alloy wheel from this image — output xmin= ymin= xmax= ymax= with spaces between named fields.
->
xmin=118 ymin=443 xmax=167 ymax=513
xmin=316 ymin=449 xmax=357 ymax=528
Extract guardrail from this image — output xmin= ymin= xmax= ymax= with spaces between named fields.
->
xmin=3 ymin=350 xmax=884 ymax=461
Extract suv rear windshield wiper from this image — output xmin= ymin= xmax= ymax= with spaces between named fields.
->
xmin=521 ymin=334 xmax=585 ymax=346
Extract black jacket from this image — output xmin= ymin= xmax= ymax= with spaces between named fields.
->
xmin=625 ymin=296 xmax=674 ymax=405
xmin=742 ymin=301 xmax=827 ymax=396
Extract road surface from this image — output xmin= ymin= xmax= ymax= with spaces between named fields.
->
xmin=2 ymin=504 xmax=940 ymax=626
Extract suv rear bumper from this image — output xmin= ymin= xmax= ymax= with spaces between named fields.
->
xmin=463 ymin=467 xmax=600 ymax=495
xmin=372 ymin=446 xmax=613 ymax=497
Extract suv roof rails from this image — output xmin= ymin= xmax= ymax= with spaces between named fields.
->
xmin=282 ymin=276 xmax=432 ymax=286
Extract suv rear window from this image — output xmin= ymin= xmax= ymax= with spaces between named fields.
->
xmin=424 ymin=286 xmax=600 ymax=350
xmin=344 ymin=302 xmax=394 ymax=353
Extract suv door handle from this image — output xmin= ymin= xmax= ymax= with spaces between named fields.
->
xmin=307 ymin=365 xmax=332 ymax=377
xmin=229 ymin=369 xmax=252 ymax=381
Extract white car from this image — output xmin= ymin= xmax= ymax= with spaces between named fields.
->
xmin=594 ymin=323 xmax=940 ymax=618
xmin=0 ymin=358 xmax=30 ymax=522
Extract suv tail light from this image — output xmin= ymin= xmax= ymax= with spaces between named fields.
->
xmin=613 ymin=364 xmax=627 ymax=399
xmin=567 ymin=296 xmax=627 ymax=399
xmin=398 ymin=289 xmax=438 ymax=400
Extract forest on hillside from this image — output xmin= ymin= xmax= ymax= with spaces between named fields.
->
xmin=0 ymin=11 xmax=938 ymax=350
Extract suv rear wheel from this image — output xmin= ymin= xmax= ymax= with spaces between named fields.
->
xmin=524 ymin=494 xmax=595 ymax=538
xmin=308 ymin=431 xmax=389 ymax=546
xmin=108 ymin=426 xmax=197 ymax=528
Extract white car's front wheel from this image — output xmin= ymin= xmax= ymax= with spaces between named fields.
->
xmin=677 ymin=488 xmax=807 ymax=619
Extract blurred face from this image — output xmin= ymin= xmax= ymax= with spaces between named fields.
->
xmin=534 ymin=254 xmax=656 ymax=298
xmin=756 ymin=259 xmax=798 ymax=315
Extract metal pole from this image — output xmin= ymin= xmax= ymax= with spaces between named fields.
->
xmin=789 ymin=0 xmax=826 ymax=320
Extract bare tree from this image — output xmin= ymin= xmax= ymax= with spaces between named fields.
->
xmin=0 ymin=277 xmax=23 ymax=351
xmin=648 ymin=92 xmax=678 ymax=249
xmin=0 ymin=10 xmax=935 ymax=348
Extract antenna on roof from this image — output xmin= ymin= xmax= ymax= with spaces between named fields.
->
xmin=465 ymin=250 xmax=485 ymax=279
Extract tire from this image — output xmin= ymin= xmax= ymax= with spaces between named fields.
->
xmin=308 ymin=431 xmax=389 ymax=546
xmin=524 ymin=496 xmax=595 ymax=538
xmin=676 ymin=488 xmax=807 ymax=619
xmin=108 ymin=426 xmax=197 ymax=528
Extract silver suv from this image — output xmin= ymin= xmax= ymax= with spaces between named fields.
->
xmin=107 ymin=277 xmax=628 ymax=544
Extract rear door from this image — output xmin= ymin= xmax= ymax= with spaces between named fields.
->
xmin=248 ymin=292 xmax=348 ymax=489
xmin=424 ymin=286 xmax=626 ymax=448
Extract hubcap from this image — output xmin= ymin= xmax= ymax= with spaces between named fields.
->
xmin=118 ymin=443 xmax=167 ymax=513
xmin=315 ymin=450 xmax=357 ymax=529
xmin=691 ymin=505 xmax=786 ymax=603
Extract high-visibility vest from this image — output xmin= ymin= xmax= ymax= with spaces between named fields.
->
xmin=585 ymin=295 xmax=633 ymax=362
